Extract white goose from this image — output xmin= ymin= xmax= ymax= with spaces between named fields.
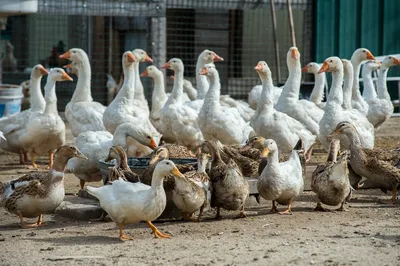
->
xmin=361 ymin=60 xmax=380 ymax=101
xmin=0 ymin=65 xmax=48 ymax=164
xmin=366 ymin=56 xmax=400 ymax=129
xmin=67 ymin=122 xmax=157 ymax=190
xmin=60 ymin=48 xmax=106 ymax=136
xmin=302 ymin=62 xmax=326 ymax=109
xmin=248 ymin=83 xmax=282 ymax=109
xmin=21 ymin=68 xmax=71 ymax=169
xmin=350 ymin=48 xmax=376 ymax=115
xmin=197 ymin=64 xmax=253 ymax=145
xmin=160 ymin=58 xmax=204 ymax=150
xmin=251 ymin=61 xmax=315 ymax=153
xmin=276 ymin=47 xmax=323 ymax=135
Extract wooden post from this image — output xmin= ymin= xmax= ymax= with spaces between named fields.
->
xmin=270 ymin=0 xmax=281 ymax=83
xmin=286 ymin=0 xmax=296 ymax=47
xmin=107 ymin=17 xmax=113 ymax=75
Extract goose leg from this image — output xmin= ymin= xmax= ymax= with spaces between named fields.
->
xmin=146 ymin=221 xmax=171 ymax=239
xmin=279 ymin=199 xmax=293 ymax=215
xmin=119 ymin=223 xmax=134 ymax=241
xmin=269 ymin=200 xmax=279 ymax=213
xmin=18 ymin=212 xmax=40 ymax=229
xmin=80 ymin=180 xmax=85 ymax=190
xmin=46 ymin=151 xmax=54 ymax=170
xmin=27 ymin=152 xmax=39 ymax=169
xmin=391 ymin=187 xmax=397 ymax=205
xmin=197 ymin=204 xmax=205 ymax=222
xmin=19 ymin=149 xmax=25 ymax=165
xmin=335 ymin=201 xmax=346 ymax=212
xmin=236 ymin=203 xmax=247 ymax=218
xmin=215 ymin=207 xmax=222 ymax=220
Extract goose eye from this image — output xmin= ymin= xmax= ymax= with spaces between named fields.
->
xmin=146 ymin=136 xmax=151 ymax=139
xmin=362 ymin=50 xmax=366 ymax=53
xmin=166 ymin=162 xmax=170 ymax=165
xmin=329 ymin=60 xmax=333 ymax=63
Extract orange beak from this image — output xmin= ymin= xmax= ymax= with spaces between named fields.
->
xmin=63 ymin=63 xmax=73 ymax=69
xmin=301 ymin=65 xmax=308 ymax=72
xmin=291 ymin=49 xmax=299 ymax=60
xmin=39 ymin=66 xmax=49 ymax=75
xmin=145 ymin=54 xmax=153 ymax=63
xmin=393 ymin=57 xmax=400 ymax=65
xmin=62 ymin=72 xmax=73 ymax=81
xmin=213 ymin=53 xmax=224 ymax=62
xmin=254 ymin=63 xmax=263 ymax=71
xmin=366 ymin=51 xmax=375 ymax=60
xmin=140 ymin=69 xmax=149 ymax=77
xmin=59 ymin=50 xmax=71 ymax=59
xmin=170 ymin=75 xmax=175 ymax=80
xmin=318 ymin=62 xmax=329 ymax=74
xmin=161 ymin=62 xmax=171 ymax=69
xmin=199 ymin=67 xmax=208 ymax=75
xmin=127 ymin=52 xmax=136 ymax=63
xmin=149 ymin=138 xmax=157 ymax=149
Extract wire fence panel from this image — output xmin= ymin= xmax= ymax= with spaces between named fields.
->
xmin=0 ymin=0 xmax=313 ymax=111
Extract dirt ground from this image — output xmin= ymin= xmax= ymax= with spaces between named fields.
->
xmin=0 ymin=118 xmax=399 ymax=266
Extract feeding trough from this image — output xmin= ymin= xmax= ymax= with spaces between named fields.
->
xmin=0 ymin=84 xmax=23 ymax=118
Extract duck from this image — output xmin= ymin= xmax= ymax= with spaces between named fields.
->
xmin=257 ymin=139 xmax=304 ymax=214
xmin=251 ymin=61 xmax=316 ymax=154
xmin=201 ymin=140 xmax=249 ymax=219
xmin=104 ymin=145 xmax=140 ymax=184
xmin=361 ymin=60 xmax=380 ymax=101
xmin=276 ymin=47 xmax=323 ymax=135
xmin=366 ymin=56 xmax=400 ymax=129
xmin=149 ymin=144 xmax=195 ymax=165
xmin=20 ymin=79 xmax=31 ymax=111
xmin=59 ymin=48 xmax=107 ymax=136
xmin=311 ymin=138 xmax=353 ymax=211
xmin=197 ymin=64 xmax=254 ymax=145
xmin=0 ymin=64 xmax=48 ymax=165
xmin=67 ymin=122 xmax=157 ymax=190
xmin=160 ymin=58 xmax=204 ymax=150
xmin=172 ymin=151 xmax=209 ymax=221
xmin=350 ymin=48 xmax=376 ymax=115
xmin=0 ymin=145 xmax=87 ymax=228
xmin=302 ymin=62 xmax=326 ymax=109
xmin=329 ymin=121 xmax=400 ymax=204
xmin=20 ymin=68 xmax=71 ymax=169
xmin=87 ymin=160 xmax=184 ymax=240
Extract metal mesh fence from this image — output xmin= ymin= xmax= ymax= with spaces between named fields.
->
xmin=0 ymin=0 xmax=313 ymax=111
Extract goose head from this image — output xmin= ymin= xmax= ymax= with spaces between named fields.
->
xmin=262 ymin=139 xmax=278 ymax=157
xmin=55 ymin=145 xmax=88 ymax=161
xmin=149 ymin=147 xmax=169 ymax=165
xmin=351 ymin=48 xmax=375 ymax=64
xmin=63 ymin=61 xmax=79 ymax=76
xmin=329 ymin=121 xmax=356 ymax=138
xmin=122 ymin=51 xmax=136 ymax=67
xmin=115 ymin=122 xmax=157 ymax=150
xmin=154 ymin=160 xmax=185 ymax=179
xmin=199 ymin=63 xmax=217 ymax=76
xmin=48 ymin=68 xmax=73 ymax=82
xmin=105 ymin=146 xmax=120 ymax=162
xmin=254 ymin=61 xmax=272 ymax=78
xmin=363 ymin=60 xmax=381 ymax=73
xmin=241 ymin=136 xmax=266 ymax=152
xmin=31 ymin=64 xmax=49 ymax=79
xmin=161 ymin=58 xmax=184 ymax=73
xmin=380 ymin=55 xmax=400 ymax=70
xmin=318 ymin=57 xmax=343 ymax=73
xmin=132 ymin=49 xmax=153 ymax=63
xmin=301 ymin=62 xmax=321 ymax=74
xmin=287 ymin=47 xmax=301 ymax=66
xmin=59 ymin=48 xmax=88 ymax=63
xmin=141 ymin=65 xmax=161 ymax=78
xmin=199 ymin=49 xmax=224 ymax=63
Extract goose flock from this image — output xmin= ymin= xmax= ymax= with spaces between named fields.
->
xmin=0 ymin=46 xmax=399 ymax=241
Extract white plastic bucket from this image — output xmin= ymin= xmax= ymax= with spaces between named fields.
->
xmin=0 ymin=84 xmax=23 ymax=118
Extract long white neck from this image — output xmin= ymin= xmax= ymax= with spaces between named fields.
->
xmin=278 ymin=61 xmax=301 ymax=101
xmin=257 ymin=72 xmax=274 ymax=113
xmin=30 ymin=75 xmax=46 ymax=112
xmin=71 ymin=59 xmax=93 ymax=102
xmin=342 ymin=65 xmax=354 ymax=110
xmin=203 ymin=72 xmax=221 ymax=113
xmin=362 ymin=66 xmax=377 ymax=100
xmin=350 ymin=59 xmax=366 ymax=104
xmin=151 ymin=71 xmax=168 ymax=114
xmin=134 ymin=62 xmax=145 ymax=102
xmin=151 ymin=170 xmax=166 ymax=187
xmin=115 ymin=63 xmax=135 ymax=103
xmin=327 ymin=68 xmax=344 ymax=106
xmin=111 ymin=128 xmax=129 ymax=149
xmin=196 ymin=58 xmax=209 ymax=99
xmin=266 ymin=151 xmax=280 ymax=172
xmin=44 ymin=79 xmax=58 ymax=114
xmin=377 ymin=68 xmax=391 ymax=100
xmin=309 ymin=72 xmax=325 ymax=105
xmin=167 ymin=68 xmax=184 ymax=105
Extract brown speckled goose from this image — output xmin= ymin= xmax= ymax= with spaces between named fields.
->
xmin=330 ymin=121 xmax=400 ymax=204
xmin=201 ymin=140 xmax=249 ymax=219
xmin=149 ymin=144 xmax=196 ymax=164
xmin=0 ymin=145 xmax=87 ymax=228
xmin=311 ymin=139 xmax=353 ymax=211
xmin=104 ymin=145 xmax=140 ymax=184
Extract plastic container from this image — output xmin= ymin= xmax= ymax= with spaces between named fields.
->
xmin=0 ymin=84 xmax=23 ymax=118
